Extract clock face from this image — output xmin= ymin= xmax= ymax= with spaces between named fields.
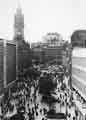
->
xmin=17 ymin=32 xmax=21 ymax=35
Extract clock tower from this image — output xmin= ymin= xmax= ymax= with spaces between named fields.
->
xmin=14 ymin=4 xmax=24 ymax=41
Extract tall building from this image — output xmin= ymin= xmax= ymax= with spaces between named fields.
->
xmin=72 ymin=48 xmax=86 ymax=99
xmin=13 ymin=4 xmax=32 ymax=72
xmin=0 ymin=39 xmax=16 ymax=98
xmin=72 ymin=48 xmax=86 ymax=119
xmin=14 ymin=4 xmax=24 ymax=41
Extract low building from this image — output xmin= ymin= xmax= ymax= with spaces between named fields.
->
xmin=32 ymin=46 xmax=45 ymax=64
xmin=43 ymin=46 xmax=64 ymax=65
xmin=32 ymin=33 xmax=69 ymax=66
xmin=42 ymin=33 xmax=66 ymax=64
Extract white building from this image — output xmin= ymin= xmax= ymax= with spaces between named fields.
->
xmin=72 ymin=48 xmax=86 ymax=99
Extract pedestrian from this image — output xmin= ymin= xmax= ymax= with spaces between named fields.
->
xmin=40 ymin=109 xmax=42 ymax=114
xmin=36 ymin=111 xmax=38 ymax=116
xmin=42 ymin=118 xmax=45 ymax=120
xmin=73 ymin=116 xmax=76 ymax=120
xmin=68 ymin=113 xmax=71 ymax=120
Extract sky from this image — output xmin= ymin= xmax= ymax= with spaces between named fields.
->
xmin=0 ymin=0 xmax=86 ymax=43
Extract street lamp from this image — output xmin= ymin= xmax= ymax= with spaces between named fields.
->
xmin=65 ymin=93 xmax=68 ymax=120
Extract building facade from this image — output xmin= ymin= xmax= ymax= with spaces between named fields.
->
xmin=31 ymin=33 xmax=69 ymax=65
xmin=72 ymin=48 xmax=86 ymax=99
xmin=0 ymin=39 xmax=16 ymax=98
xmin=72 ymin=48 xmax=86 ymax=119
xmin=71 ymin=30 xmax=86 ymax=48
xmin=43 ymin=46 xmax=64 ymax=65
xmin=13 ymin=5 xmax=32 ymax=72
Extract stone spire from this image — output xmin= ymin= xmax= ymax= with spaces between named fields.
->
xmin=14 ymin=0 xmax=24 ymax=41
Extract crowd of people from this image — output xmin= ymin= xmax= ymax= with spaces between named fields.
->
xmin=47 ymin=74 xmax=78 ymax=120
xmin=39 ymin=64 xmax=80 ymax=120
xmin=0 ymin=65 xmax=83 ymax=120
xmin=0 ymin=68 xmax=49 ymax=120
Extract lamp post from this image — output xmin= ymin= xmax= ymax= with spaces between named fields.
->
xmin=65 ymin=92 xmax=68 ymax=120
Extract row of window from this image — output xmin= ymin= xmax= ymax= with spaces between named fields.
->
xmin=72 ymin=40 xmax=86 ymax=48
